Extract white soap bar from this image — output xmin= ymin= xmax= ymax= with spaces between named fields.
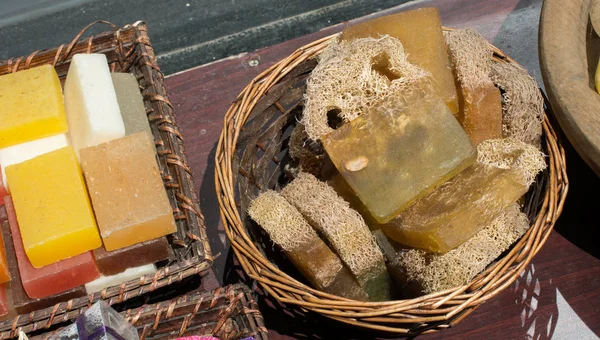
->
xmin=84 ymin=264 xmax=157 ymax=294
xmin=0 ymin=134 xmax=69 ymax=192
xmin=64 ymin=53 xmax=125 ymax=157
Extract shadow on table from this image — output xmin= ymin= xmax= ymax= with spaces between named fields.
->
xmin=553 ymin=139 xmax=600 ymax=260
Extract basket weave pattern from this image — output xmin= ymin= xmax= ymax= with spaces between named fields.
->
xmin=215 ymin=32 xmax=569 ymax=334
xmin=0 ymin=21 xmax=212 ymax=338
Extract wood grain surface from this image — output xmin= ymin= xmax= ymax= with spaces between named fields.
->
xmin=540 ymin=0 xmax=600 ymax=176
xmin=164 ymin=0 xmax=600 ymax=338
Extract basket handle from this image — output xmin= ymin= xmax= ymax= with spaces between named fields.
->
xmin=60 ymin=20 xmax=119 ymax=63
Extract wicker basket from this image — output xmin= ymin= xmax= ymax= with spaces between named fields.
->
xmin=215 ymin=32 xmax=569 ymax=335
xmin=33 ymin=283 xmax=268 ymax=340
xmin=0 ymin=21 xmax=212 ymax=337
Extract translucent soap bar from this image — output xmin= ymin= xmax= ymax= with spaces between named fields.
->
xmin=0 ymin=65 xmax=68 ymax=149
xmin=5 ymin=196 xmax=99 ymax=298
xmin=322 ymin=89 xmax=475 ymax=224
xmin=340 ymin=8 xmax=458 ymax=114
xmin=94 ymin=237 xmax=170 ymax=276
xmin=249 ymin=191 xmax=368 ymax=301
xmin=111 ymin=73 xmax=153 ymax=140
xmin=281 ymin=173 xmax=391 ymax=301
xmin=80 ymin=132 xmax=176 ymax=251
xmin=5 ymin=147 xmax=101 ymax=267
xmin=383 ymin=139 xmax=545 ymax=253
xmin=49 ymin=300 xmax=139 ymax=340
xmin=457 ymin=85 xmax=502 ymax=145
xmin=1 ymin=221 xmax=86 ymax=315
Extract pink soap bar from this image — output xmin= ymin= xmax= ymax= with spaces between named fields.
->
xmin=0 ymin=166 xmax=6 ymax=205
xmin=5 ymin=196 xmax=100 ymax=299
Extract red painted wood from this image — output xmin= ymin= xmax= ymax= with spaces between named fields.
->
xmin=163 ymin=0 xmax=600 ymax=338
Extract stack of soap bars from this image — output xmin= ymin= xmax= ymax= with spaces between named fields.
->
xmin=0 ymin=54 xmax=176 ymax=316
xmin=250 ymin=8 xmax=546 ymax=300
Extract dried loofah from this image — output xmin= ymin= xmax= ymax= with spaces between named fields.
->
xmin=444 ymin=29 xmax=493 ymax=88
xmin=477 ymin=138 xmax=546 ymax=187
xmin=490 ymin=62 xmax=544 ymax=146
xmin=302 ymin=36 xmax=429 ymax=140
xmin=248 ymin=190 xmax=316 ymax=251
xmin=397 ymin=203 xmax=530 ymax=295
xmin=288 ymin=124 xmax=325 ymax=177
xmin=281 ymin=172 xmax=391 ymax=301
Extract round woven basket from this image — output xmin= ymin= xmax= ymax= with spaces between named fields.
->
xmin=215 ymin=31 xmax=569 ymax=335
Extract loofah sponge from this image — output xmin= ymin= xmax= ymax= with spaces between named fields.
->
xmin=490 ymin=62 xmax=544 ymax=146
xmin=396 ymin=203 xmax=530 ymax=295
xmin=302 ymin=36 xmax=429 ymax=140
xmin=281 ymin=172 xmax=392 ymax=301
xmin=444 ymin=29 xmax=493 ymax=88
xmin=248 ymin=190 xmax=368 ymax=300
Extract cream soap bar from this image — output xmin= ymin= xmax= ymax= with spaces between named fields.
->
xmin=64 ymin=53 xmax=125 ymax=157
xmin=0 ymin=134 xmax=68 ymax=193
xmin=85 ymin=264 xmax=157 ymax=294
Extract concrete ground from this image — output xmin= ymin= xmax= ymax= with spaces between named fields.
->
xmin=0 ymin=0 xmax=410 ymax=75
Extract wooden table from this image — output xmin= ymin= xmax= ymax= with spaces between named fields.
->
xmin=163 ymin=0 xmax=600 ymax=338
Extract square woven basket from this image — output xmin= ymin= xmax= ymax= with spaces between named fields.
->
xmin=0 ymin=21 xmax=213 ymax=337
xmin=35 ymin=283 xmax=268 ymax=340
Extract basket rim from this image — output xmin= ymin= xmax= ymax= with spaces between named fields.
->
xmin=214 ymin=29 xmax=569 ymax=335
xmin=0 ymin=21 xmax=213 ymax=337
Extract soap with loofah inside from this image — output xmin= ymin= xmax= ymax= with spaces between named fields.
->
xmin=248 ymin=190 xmax=368 ymax=301
xmin=281 ymin=172 xmax=391 ymax=301
xmin=383 ymin=139 xmax=545 ymax=253
xmin=396 ymin=204 xmax=530 ymax=296
xmin=445 ymin=29 xmax=502 ymax=145
xmin=340 ymin=7 xmax=458 ymax=114
xmin=322 ymin=88 xmax=475 ymax=224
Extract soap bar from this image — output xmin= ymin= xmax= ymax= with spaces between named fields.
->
xmin=64 ymin=54 xmax=125 ymax=157
xmin=1 ymin=221 xmax=86 ymax=315
xmin=340 ymin=8 xmax=458 ymax=114
xmin=5 ymin=147 xmax=101 ymax=267
xmin=248 ymin=191 xmax=369 ymax=301
xmin=111 ymin=73 xmax=153 ymax=139
xmin=0 ymin=134 xmax=69 ymax=193
xmin=281 ymin=173 xmax=391 ymax=301
xmin=94 ymin=237 xmax=170 ymax=276
xmin=81 ymin=132 xmax=176 ymax=251
xmin=383 ymin=139 xmax=546 ymax=253
xmin=0 ymin=65 xmax=68 ymax=149
xmin=85 ymin=264 xmax=157 ymax=294
xmin=322 ymin=89 xmax=475 ymax=224
xmin=444 ymin=29 xmax=502 ymax=145
xmin=50 ymin=301 xmax=139 ymax=340
xmin=5 ymin=196 xmax=100 ymax=298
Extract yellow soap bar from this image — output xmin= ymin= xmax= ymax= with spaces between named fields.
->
xmin=340 ymin=8 xmax=458 ymax=114
xmin=0 ymin=65 xmax=68 ymax=149
xmin=80 ymin=132 xmax=176 ymax=251
xmin=323 ymin=89 xmax=475 ymax=224
xmin=5 ymin=147 xmax=101 ymax=268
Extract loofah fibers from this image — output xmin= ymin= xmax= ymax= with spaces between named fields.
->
xmin=302 ymin=36 xmax=429 ymax=140
xmin=281 ymin=172 xmax=391 ymax=301
xmin=396 ymin=203 xmax=530 ymax=295
xmin=444 ymin=29 xmax=493 ymax=88
xmin=490 ymin=62 xmax=544 ymax=146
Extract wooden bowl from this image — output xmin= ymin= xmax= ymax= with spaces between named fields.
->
xmin=540 ymin=0 xmax=600 ymax=175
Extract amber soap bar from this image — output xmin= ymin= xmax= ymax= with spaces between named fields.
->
xmin=5 ymin=147 xmax=101 ymax=267
xmin=383 ymin=139 xmax=545 ymax=253
xmin=0 ymin=65 xmax=68 ymax=149
xmin=1 ymin=221 xmax=86 ymax=314
xmin=5 ymin=196 xmax=100 ymax=298
xmin=340 ymin=8 xmax=458 ymax=114
xmin=81 ymin=132 xmax=176 ymax=251
xmin=458 ymin=84 xmax=502 ymax=145
xmin=94 ymin=237 xmax=170 ymax=275
xmin=323 ymin=90 xmax=475 ymax=224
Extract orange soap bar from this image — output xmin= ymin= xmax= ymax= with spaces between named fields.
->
xmin=340 ymin=8 xmax=458 ymax=114
xmin=5 ymin=147 xmax=101 ymax=267
xmin=5 ymin=196 xmax=99 ymax=298
xmin=81 ymin=132 xmax=176 ymax=251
